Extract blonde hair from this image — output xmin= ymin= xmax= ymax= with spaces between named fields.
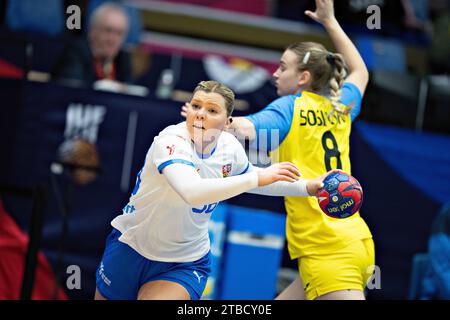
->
xmin=287 ymin=42 xmax=349 ymax=116
xmin=193 ymin=80 xmax=235 ymax=117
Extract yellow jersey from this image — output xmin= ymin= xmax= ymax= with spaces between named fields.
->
xmin=247 ymin=84 xmax=372 ymax=258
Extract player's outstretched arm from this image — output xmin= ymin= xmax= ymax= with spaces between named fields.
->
xmin=162 ymin=162 xmax=301 ymax=206
xmin=305 ymin=0 xmax=369 ymax=95
xmin=248 ymin=166 xmax=328 ymax=197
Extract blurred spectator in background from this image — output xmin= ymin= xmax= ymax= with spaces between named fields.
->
xmin=419 ymin=203 xmax=450 ymax=299
xmin=428 ymin=0 xmax=450 ymax=74
xmin=400 ymin=0 xmax=429 ymax=31
xmin=52 ymin=2 xmax=133 ymax=87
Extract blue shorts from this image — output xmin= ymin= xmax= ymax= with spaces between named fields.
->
xmin=96 ymin=228 xmax=211 ymax=300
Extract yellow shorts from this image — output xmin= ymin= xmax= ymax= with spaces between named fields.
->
xmin=298 ymin=238 xmax=375 ymax=300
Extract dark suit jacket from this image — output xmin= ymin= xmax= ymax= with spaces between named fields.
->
xmin=52 ymin=37 xmax=133 ymax=87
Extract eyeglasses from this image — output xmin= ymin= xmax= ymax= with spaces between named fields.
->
xmin=94 ymin=25 xmax=127 ymax=37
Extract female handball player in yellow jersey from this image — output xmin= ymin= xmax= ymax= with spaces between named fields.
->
xmin=182 ymin=0 xmax=375 ymax=300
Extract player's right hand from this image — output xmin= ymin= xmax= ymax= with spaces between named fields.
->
xmin=257 ymin=162 xmax=300 ymax=186
xmin=180 ymin=102 xmax=189 ymax=118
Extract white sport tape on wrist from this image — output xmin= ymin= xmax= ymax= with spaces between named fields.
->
xmin=298 ymin=179 xmax=309 ymax=197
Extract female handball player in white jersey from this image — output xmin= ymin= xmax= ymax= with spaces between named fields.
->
xmin=95 ymin=80 xmax=329 ymax=300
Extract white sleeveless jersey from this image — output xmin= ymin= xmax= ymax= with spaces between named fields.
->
xmin=111 ymin=122 xmax=250 ymax=262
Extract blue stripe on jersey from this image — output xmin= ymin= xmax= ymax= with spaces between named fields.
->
xmin=158 ymin=159 xmax=195 ymax=173
xmin=237 ymin=162 xmax=250 ymax=175
xmin=131 ymin=168 xmax=143 ymax=196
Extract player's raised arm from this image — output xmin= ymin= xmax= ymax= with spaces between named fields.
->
xmin=305 ymin=0 xmax=369 ymax=95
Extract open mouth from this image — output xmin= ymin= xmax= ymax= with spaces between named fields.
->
xmin=193 ymin=123 xmax=205 ymax=130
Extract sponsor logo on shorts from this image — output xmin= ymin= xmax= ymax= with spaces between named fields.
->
xmin=193 ymin=271 xmax=204 ymax=283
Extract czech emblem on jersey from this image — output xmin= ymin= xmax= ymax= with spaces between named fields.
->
xmin=222 ymin=163 xmax=232 ymax=177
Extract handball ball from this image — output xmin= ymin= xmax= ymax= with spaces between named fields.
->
xmin=317 ymin=171 xmax=363 ymax=219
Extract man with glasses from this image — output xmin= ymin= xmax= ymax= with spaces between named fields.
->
xmin=53 ymin=3 xmax=133 ymax=87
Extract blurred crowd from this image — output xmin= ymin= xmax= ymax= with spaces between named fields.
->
xmin=0 ymin=0 xmax=448 ymax=83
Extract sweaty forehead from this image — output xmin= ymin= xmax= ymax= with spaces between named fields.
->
xmin=191 ymin=91 xmax=226 ymax=108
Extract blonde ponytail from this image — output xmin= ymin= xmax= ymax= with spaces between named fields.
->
xmin=328 ymin=53 xmax=348 ymax=117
